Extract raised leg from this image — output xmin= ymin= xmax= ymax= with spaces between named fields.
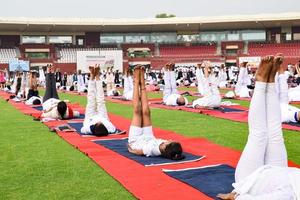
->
xmin=265 ymin=55 xmax=288 ymax=167
xmin=94 ymin=66 xmax=109 ymax=120
xmin=140 ymin=67 xmax=152 ymax=127
xmin=131 ymin=67 xmax=142 ymax=127
xmin=235 ymin=56 xmax=273 ymax=182
xmin=85 ymin=67 xmax=97 ymax=120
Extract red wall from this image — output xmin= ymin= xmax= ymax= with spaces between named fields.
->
xmin=53 ymin=63 xmax=77 ymax=74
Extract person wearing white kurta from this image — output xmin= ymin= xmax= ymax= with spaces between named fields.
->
xmin=235 ymin=63 xmax=251 ymax=98
xmin=81 ymin=68 xmax=116 ymax=135
xmin=128 ymin=66 xmax=184 ymax=160
xmin=163 ymin=65 xmax=188 ymax=106
xmin=106 ymin=71 xmax=115 ymax=95
xmin=193 ymin=63 xmax=221 ymax=108
xmin=123 ymin=73 xmax=134 ymax=100
xmin=196 ymin=64 xmax=205 ymax=95
xmin=218 ymin=56 xmax=299 ymax=200
xmin=288 ymin=86 xmax=300 ymax=102
xmin=218 ymin=66 xmax=228 ymax=88
xmin=77 ymin=73 xmax=86 ymax=93
xmin=39 ymin=68 xmax=45 ymax=87
xmin=276 ymin=68 xmax=300 ymax=123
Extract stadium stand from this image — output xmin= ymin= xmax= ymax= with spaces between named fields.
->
xmin=248 ymin=42 xmax=300 ymax=57
xmin=0 ymin=48 xmax=18 ymax=64
xmin=159 ymin=43 xmax=217 ymax=57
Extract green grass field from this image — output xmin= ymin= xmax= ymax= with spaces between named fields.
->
xmin=1 ymin=89 xmax=300 ymax=199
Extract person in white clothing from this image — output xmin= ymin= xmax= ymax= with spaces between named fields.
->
xmin=288 ymin=65 xmax=300 ymax=102
xmin=41 ymin=65 xmax=80 ymax=120
xmin=218 ymin=55 xmax=300 ymax=200
xmin=218 ymin=64 xmax=228 ymax=88
xmin=77 ymin=70 xmax=87 ymax=93
xmin=128 ymin=66 xmax=185 ymax=160
xmin=195 ymin=63 xmax=205 ymax=95
xmin=123 ymin=68 xmax=134 ymax=100
xmin=106 ymin=67 xmax=115 ymax=95
xmin=235 ymin=62 xmax=251 ymax=98
xmin=163 ymin=63 xmax=188 ymax=106
xmin=275 ymin=57 xmax=300 ymax=123
xmin=81 ymin=65 xmax=117 ymax=136
xmin=192 ymin=61 xmax=222 ymax=108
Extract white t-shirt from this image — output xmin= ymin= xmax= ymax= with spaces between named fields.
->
xmin=81 ymin=115 xmax=116 ymax=134
xmin=164 ymin=94 xmax=188 ymax=106
xmin=129 ymin=126 xmax=166 ymax=157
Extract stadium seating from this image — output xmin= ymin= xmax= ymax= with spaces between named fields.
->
xmin=159 ymin=44 xmax=217 ymax=57
xmin=248 ymin=42 xmax=300 ymax=57
xmin=57 ymin=48 xmax=118 ymax=63
xmin=0 ymin=48 xmax=18 ymax=63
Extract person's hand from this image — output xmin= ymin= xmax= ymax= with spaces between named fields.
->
xmin=217 ymin=192 xmax=236 ymax=200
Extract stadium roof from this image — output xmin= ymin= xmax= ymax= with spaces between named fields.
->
xmin=1 ymin=12 xmax=300 ymax=32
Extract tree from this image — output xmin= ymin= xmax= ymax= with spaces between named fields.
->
xmin=155 ymin=13 xmax=176 ymax=18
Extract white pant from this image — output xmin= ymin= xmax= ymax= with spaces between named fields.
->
xmin=277 ymin=74 xmax=299 ymax=123
xmin=85 ymin=80 xmax=109 ymax=121
xmin=235 ymin=82 xmax=288 ymax=182
xmin=163 ymin=71 xmax=177 ymax=102
xmin=196 ymin=68 xmax=205 ymax=95
xmin=123 ymin=76 xmax=133 ymax=100
xmin=193 ymin=75 xmax=221 ymax=108
xmin=192 ymin=94 xmax=221 ymax=108
xmin=288 ymin=86 xmax=300 ymax=102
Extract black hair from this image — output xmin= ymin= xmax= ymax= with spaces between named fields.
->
xmin=176 ymin=98 xmax=185 ymax=106
xmin=91 ymin=123 xmax=109 ymax=136
xmin=113 ymin=91 xmax=119 ymax=96
xmin=57 ymin=101 xmax=67 ymax=119
xmin=32 ymin=99 xmax=41 ymax=105
xmin=161 ymin=142 xmax=185 ymax=160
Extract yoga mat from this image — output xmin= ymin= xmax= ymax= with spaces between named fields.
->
xmin=94 ymin=138 xmax=204 ymax=167
xmin=32 ymin=106 xmax=43 ymax=111
xmin=218 ymin=107 xmax=245 ymax=113
xmin=68 ymin=122 xmax=125 ymax=137
xmin=284 ymin=122 xmax=300 ymax=128
xmin=164 ymin=164 xmax=235 ymax=199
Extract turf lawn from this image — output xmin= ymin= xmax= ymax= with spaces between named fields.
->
xmin=0 ymin=99 xmax=134 ymax=200
xmin=1 ymin=89 xmax=300 ymax=199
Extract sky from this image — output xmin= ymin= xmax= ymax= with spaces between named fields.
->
xmin=1 ymin=0 xmax=300 ymax=18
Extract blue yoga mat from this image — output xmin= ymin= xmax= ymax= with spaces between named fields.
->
xmin=32 ymin=106 xmax=43 ymax=111
xmin=164 ymin=164 xmax=235 ymax=199
xmin=94 ymin=138 xmax=204 ymax=166
xmin=218 ymin=107 xmax=245 ymax=113
xmin=68 ymin=122 xmax=124 ymax=136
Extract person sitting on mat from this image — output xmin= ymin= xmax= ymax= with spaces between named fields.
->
xmin=81 ymin=65 xmax=118 ymax=136
xmin=123 ymin=68 xmax=134 ymax=100
xmin=217 ymin=56 xmax=300 ymax=200
xmin=192 ymin=61 xmax=221 ymax=109
xmin=275 ymin=55 xmax=300 ymax=124
xmin=41 ymin=65 xmax=80 ymax=120
xmin=163 ymin=62 xmax=188 ymax=106
xmin=25 ymin=71 xmax=42 ymax=105
xmin=234 ymin=62 xmax=251 ymax=98
xmin=128 ymin=65 xmax=185 ymax=160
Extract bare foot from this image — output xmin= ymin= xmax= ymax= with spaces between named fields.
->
xmin=217 ymin=193 xmax=236 ymax=200
xmin=269 ymin=55 xmax=283 ymax=82
xmin=255 ymin=56 xmax=274 ymax=82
